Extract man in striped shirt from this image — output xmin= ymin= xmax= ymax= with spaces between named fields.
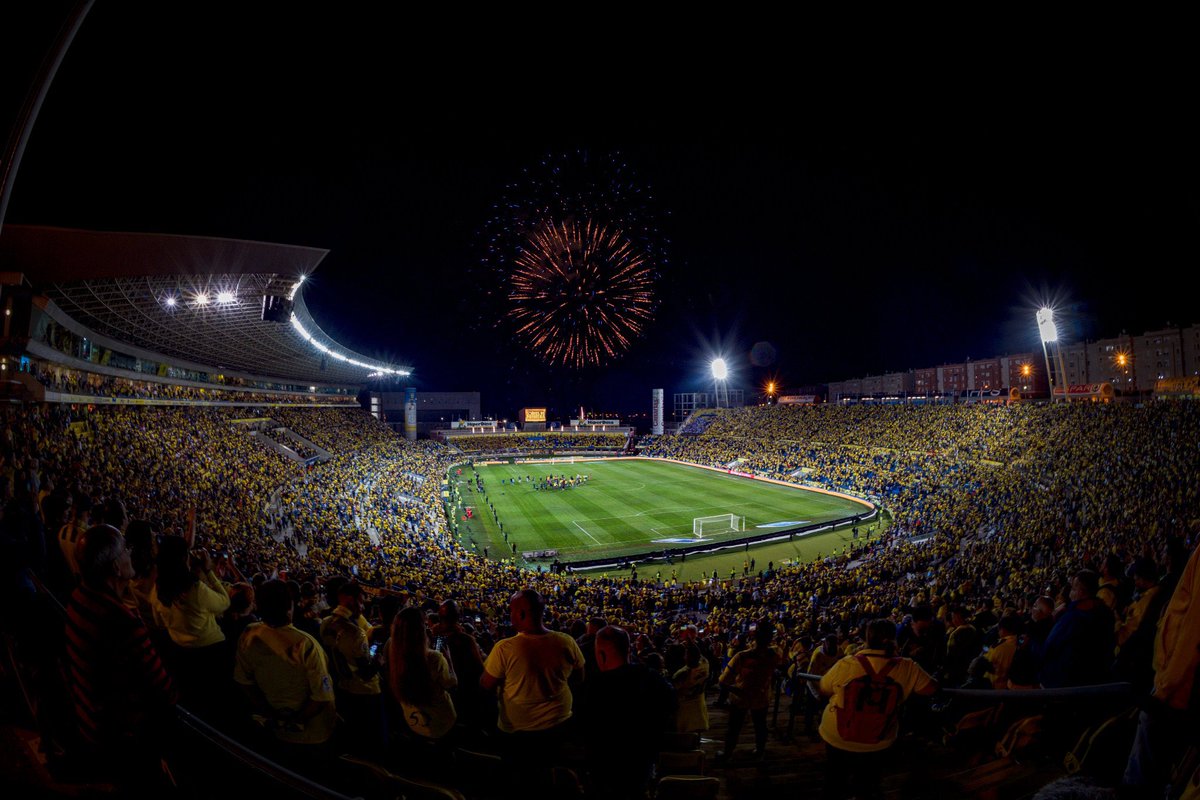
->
xmin=65 ymin=525 xmax=177 ymax=781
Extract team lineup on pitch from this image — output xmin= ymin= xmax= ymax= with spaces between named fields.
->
xmin=451 ymin=457 xmax=873 ymax=568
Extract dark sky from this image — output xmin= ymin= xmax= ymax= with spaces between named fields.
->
xmin=4 ymin=5 xmax=1198 ymax=417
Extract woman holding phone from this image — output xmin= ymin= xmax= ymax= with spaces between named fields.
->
xmin=386 ymin=606 xmax=457 ymax=741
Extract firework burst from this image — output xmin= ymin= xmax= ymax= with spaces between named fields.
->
xmin=480 ymin=151 xmax=667 ymax=368
xmin=509 ymin=219 xmax=654 ymax=368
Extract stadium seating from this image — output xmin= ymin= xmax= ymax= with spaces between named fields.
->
xmin=5 ymin=399 xmax=1199 ymax=799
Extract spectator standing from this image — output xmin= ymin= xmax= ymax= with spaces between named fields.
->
xmin=65 ymin=525 xmax=177 ymax=788
xmin=1113 ymin=557 xmax=1166 ymax=691
xmin=1123 ymin=542 xmax=1200 ymax=797
xmin=819 ymin=619 xmax=936 ymax=800
xmin=386 ymin=606 xmax=457 ymax=741
xmin=805 ymin=634 xmax=842 ymax=735
xmin=122 ymin=519 xmax=158 ymax=625
xmin=1034 ymin=570 xmax=1115 ymax=688
xmin=985 ymin=615 xmax=1022 ymax=690
xmin=436 ymin=600 xmax=487 ymax=730
xmin=322 ymin=581 xmax=384 ymax=756
xmin=671 ymin=643 xmax=710 ymax=733
xmin=480 ymin=589 xmax=585 ymax=770
xmin=151 ymin=536 xmax=231 ymax=713
xmin=581 ymin=625 xmax=676 ymax=799
xmin=234 ymin=580 xmax=336 ymax=763
xmin=944 ymin=606 xmax=981 ymax=686
xmin=576 ymin=615 xmax=606 ymax=683
xmin=718 ymin=620 xmax=782 ymax=761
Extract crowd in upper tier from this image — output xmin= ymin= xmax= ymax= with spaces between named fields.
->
xmin=447 ymin=432 xmax=627 ymax=453
xmin=1 ymin=400 xmax=1197 ymax=798
xmin=27 ymin=359 xmax=355 ymax=405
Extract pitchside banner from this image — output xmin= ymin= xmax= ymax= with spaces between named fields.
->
xmin=404 ymin=387 xmax=417 ymax=440
xmin=652 ymin=388 xmax=663 ymax=434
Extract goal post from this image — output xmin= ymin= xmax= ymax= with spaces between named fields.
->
xmin=692 ymin=513 xmax=745 ymax=537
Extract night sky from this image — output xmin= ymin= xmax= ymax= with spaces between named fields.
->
xmin=4 ymin=5 xmax=1198 ymax=418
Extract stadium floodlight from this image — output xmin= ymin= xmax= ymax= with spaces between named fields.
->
xmin=1036 ymin=306 xmax=1068 ymax=401
xmin=1036 ymin=307 xmax=1058 ymax=343
xmin=711 ymin=357 xmax=730 ymax=408
xmin=193 ymin=292 xmax=210 ymax=306
xmin=216 ymin=290 xmax=236 ymax=304
xmin=164 ymin=296 xmax=177 ymax=307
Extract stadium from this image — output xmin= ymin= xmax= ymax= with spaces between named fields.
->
xmin=2 ymin=12 xmax=1199 ymax=800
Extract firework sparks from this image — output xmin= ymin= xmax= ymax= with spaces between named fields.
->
xmin=479 ymin=151 xmax=667 ymax=368
xmin=509 ymin=219 xmax=654 ymax=368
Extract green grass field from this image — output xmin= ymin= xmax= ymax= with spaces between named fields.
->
xmin=451 ymin=458 xmax=871 ymax=568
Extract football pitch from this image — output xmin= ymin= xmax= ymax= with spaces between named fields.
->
xmin=452 ymin=458 xmax=869 ymax=565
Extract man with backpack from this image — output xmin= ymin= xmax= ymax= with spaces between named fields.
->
xmin=818 ymin=618 xmax=937 ymax=799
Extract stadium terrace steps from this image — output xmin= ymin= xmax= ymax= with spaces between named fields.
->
xmin=251 ymin=426 xmax=330 ymax=463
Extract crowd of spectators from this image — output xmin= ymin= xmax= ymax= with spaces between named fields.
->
xmin=448 ymin=432 xmax=627 ymax=454
xmin=28 ymin=359 xmax=355 ymax=406
xmin=677 ymin=410 xmax=719 ymax=435
xmin=273 ymin=406 xmax=396 ymax=452
xmin=3 ymin=399 xmax=1199 ymax=798
xmin=261 ymin=427 xmax=320 ymax=460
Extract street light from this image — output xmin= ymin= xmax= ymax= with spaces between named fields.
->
xmin=1115 ymin=351 xmax=1131 ymax=389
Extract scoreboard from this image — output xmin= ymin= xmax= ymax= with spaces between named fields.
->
xmin=519 ymin=407 xmax=547 ymax=423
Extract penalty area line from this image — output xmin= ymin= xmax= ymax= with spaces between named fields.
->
xmin=572 ymin=520 xmax=601 ymax=545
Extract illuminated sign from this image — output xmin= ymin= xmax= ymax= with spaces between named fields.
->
xmin=1156 ymin=376 xmax=1200 ymax=395
xmin=520 ymin=407 xmax=547 ymax=423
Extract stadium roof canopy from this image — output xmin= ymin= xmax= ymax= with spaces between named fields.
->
xmin=0 ymin=225 xmax=411 ymax=385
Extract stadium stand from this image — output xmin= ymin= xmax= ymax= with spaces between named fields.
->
xmin=3 ymin=230 xmax=1200 ymax=798
xmin=444 ymin=431 xmax=627 ymax=455
xmin=4 ymin=399 xmax=1199 ymax=798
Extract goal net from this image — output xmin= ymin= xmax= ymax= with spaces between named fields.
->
xmin=692 ymin=513 xmax=745 ymax=537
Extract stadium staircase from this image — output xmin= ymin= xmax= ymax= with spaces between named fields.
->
xmin=679 ymin=409 xmax=720 ymax=436
xmin=252 ymin=426 xmax=331 ymax=464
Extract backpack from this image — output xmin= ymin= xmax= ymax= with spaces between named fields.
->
xmin=836 ymin=655 xmax=903 ymax=744
xmin=995 ymin=715 xmax=1043 ymax=760
xmin=1063 ymin=708 xmax=1139 ymax=779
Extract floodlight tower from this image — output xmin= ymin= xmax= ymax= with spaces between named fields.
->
xmin=711 ymin=358 xmax=729 ymax=409
xmin=1036 ymin=307 xmax=1068 ymax=401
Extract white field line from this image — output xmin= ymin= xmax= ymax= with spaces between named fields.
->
xmin=586 ymin=503 xmax=756 ymax=523
xmin=571 ymin=519 xmax=601 ymax=544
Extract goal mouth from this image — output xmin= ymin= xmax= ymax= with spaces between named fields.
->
xmin=692 ymin=513 xmax=745 ymax=537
